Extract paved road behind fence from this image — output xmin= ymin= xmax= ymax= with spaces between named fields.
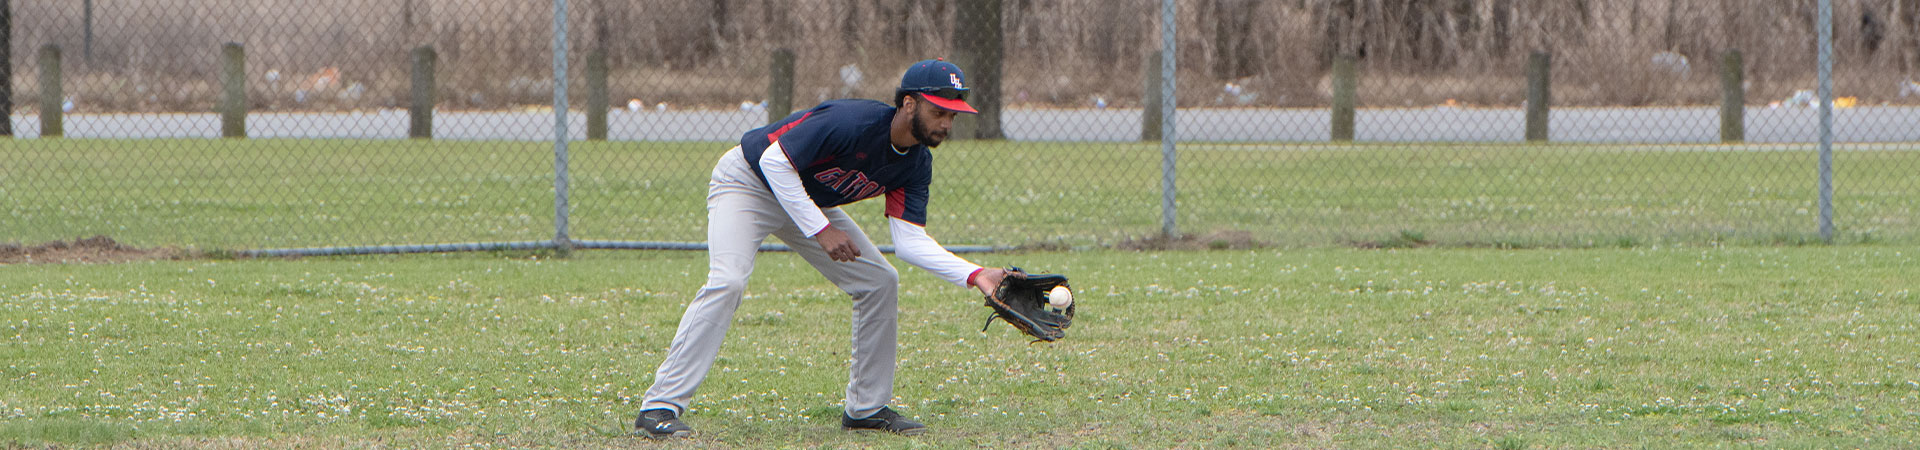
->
xmin=9 ymin=106 xmax=1919 ymax=143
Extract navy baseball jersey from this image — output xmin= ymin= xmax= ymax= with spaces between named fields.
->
xmin=740 ymin=99 xmax=933 ymax=226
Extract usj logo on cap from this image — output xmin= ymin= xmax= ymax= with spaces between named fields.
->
xmin=898 ymin=58 xmax=977 ymax=114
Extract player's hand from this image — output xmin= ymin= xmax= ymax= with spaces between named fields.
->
xmin=815 ymin=225 xmax=861 ymax=262
xmin=970 ymin=267 xmax=1009 ymax=298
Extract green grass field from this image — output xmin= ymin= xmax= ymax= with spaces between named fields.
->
xmin=2 ymin=247 xmax=1916 ymax=448
xmin=4 ymin=139 xmax=1917 ymax=250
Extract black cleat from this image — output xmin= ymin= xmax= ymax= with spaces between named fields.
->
xmin=635 ymin=408 xmax=693 ymax=439
xmin=841 ymin=406 xmax=927 ymax=435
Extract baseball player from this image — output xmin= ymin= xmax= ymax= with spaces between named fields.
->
xmin=635 ymin=59 xmax=1010 ymax=439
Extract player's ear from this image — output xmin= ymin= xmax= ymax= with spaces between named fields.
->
xmin=899 ymin=94 xmax=923 ymax=117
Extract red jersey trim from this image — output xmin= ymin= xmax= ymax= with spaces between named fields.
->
xmin=886 ymin=189 xmax=922 ymax=226
xmin=765 ymin=111 xmax=814 ymax=143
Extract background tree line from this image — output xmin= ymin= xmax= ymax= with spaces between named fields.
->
xmin=8 ymin=0 xmax=1917 ymax=112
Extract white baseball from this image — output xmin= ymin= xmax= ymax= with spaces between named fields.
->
xmin=1047 ymin=286 xmax=1074 ymax=308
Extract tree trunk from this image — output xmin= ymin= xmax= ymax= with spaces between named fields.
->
xmin=1492 ymin=0 xmax=1513 ymax=59
xmin=1663 ymin=0 xmax=1681 ymax=49
xmin=1 ymin=0 xmax=12 ymax=137
xmin=1898 ymin=0 xmax=1919 ymax=72
xmin=1208 ymin=0 xmax=1254 ymax=80
xmin=954 ymin=0 xmax=1004 ymax=139
xmin=1322 ymin=0 xmax=1358 ymax=67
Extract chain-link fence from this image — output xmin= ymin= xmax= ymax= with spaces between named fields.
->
xmin=4 ymin=0 xmax=1917 ymax=253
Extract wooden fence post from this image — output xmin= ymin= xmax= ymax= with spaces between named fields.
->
xmin=1525 ymin=52 xmax=1552 ymax=142
xmin=220 ymin=43 xmax=246 ymax=138
xmin=410 ymin=46 xmax=437 ymax=139
xmin=767 ymin=48 xmax=795 ymax=125
xmin=38 ymin=45 xmax=61 ymax=138
xmin=1720 ymin=49 xmax=1745 ymax=143
xmin=586 ymin=47 xmax=608 ymax=141
xmin=1141 ymin=50 xmax=1163 ymax=141
xmin=1331 ymin=53 xmax=1357 ymax=142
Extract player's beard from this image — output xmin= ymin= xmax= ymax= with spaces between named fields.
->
xmin=912 ymin=104 xmax=946 ymax=148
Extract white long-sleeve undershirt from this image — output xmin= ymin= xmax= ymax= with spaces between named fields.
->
xmin=758 ymin=142 xmax=833 ymax=237
xmin=889 ymin=217 xmax=985 ymax=287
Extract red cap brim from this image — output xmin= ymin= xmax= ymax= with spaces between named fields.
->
xmin=921 ymin=95 xmax=978 ymax=114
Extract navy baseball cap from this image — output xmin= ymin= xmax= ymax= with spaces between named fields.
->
xmin=898 ymin=59 xmax=977 ymax=114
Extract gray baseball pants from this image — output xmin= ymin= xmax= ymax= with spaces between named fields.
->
xmin=641 ymin=147 xmax=900 ymax=420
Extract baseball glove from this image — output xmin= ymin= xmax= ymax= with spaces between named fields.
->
xmin=980 ymin=267 xmax=1075 ymax=342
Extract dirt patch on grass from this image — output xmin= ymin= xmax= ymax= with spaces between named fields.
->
xmin=0 ymin=236 xmax=185 ymax=264
xmin=1116 ymin=230 xmax=1270 ymax=251
xmin=1348 ymin=230 xmax=1435 ymax=249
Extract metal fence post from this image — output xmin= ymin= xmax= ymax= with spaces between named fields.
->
xmin=1817 ymin=0 xmax=1835 ymax=242
xmin=1159 ymin=0 xmax=1178 ymax=239
xmin=552 ymin=0 xmax=574 ymax=252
